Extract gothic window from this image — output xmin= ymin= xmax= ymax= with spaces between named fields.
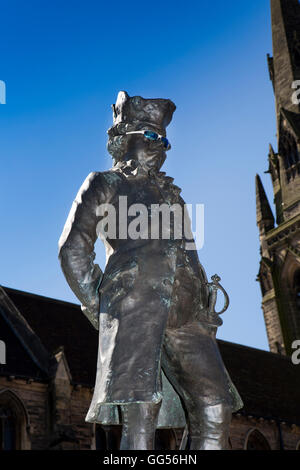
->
xmin=0 ymin=389 xmax=30 ymax=450
xmin=280 ymin=130 xmax=300 ymax=169
xmin=245 ymin=429 xmax=271 ymax=450
xmin=0 ymin=407 xmax=16 ymax=450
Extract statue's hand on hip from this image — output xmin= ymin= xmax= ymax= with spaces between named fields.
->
xmin=80 ymin=268 xmax=103 ymax=330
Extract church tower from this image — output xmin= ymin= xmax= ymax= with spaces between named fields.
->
xmin=257 ymin=0 xmax=300 ymax=355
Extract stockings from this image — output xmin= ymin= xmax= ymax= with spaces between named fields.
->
xmin=119 ymin=401 xmax=231 ymax=450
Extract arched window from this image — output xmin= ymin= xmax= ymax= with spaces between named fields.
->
xmin=0 ymin=389 xmax=30 ymax=450
xmin=245 ymin=429 xmax=271 ymax=451
xmin=0 ymin=407 xmax=16 ymax=450
xmin=280 ymin=130 xmax=300 ymax=169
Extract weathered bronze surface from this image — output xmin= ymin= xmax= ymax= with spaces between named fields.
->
xmin=58 ymin=91 xmax=243 ymax=450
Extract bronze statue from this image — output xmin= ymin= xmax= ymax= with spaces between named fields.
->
xmin=58 ymin=91 xmax=243 ymax=450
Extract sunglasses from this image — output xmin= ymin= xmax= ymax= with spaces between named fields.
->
xmin=125 ymin=130 xmax=171 ymax=150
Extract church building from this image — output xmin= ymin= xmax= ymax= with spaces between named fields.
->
xmin=1 ymin=0 xmax=300 ymax=451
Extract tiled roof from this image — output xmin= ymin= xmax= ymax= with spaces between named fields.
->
xmin=1 ymin=286 xmax=98 ymax=386
xmin=219 ymin=340 xmax=300 ymax=424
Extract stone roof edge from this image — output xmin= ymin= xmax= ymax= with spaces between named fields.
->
xmin=2 ymin=285 xmax=81 ymax=310
xmin=0 ymin=286 xmax=56 ymax=376
xmin=217 ymin=338 xmax=292 ymax=363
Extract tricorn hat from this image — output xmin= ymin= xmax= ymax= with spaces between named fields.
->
xmin=109 ymin=91 xmax=176 ymax=137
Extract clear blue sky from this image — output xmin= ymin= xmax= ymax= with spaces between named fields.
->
xmin=0 ymin=0 xmax=276 ymax=351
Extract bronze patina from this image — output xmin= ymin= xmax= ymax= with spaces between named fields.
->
xmin=58 ymin=91 xmax=243 ymax=450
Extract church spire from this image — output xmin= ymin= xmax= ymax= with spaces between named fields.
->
xmin=256 ymin=1 xmax=300 ymax=356
xmin=270 ymin=0 xmax=300 ymax=127
xmin=268 ymin=0 xmax=300 ymax=222
xmin=255 ymin=174 xmax=275 ymax=233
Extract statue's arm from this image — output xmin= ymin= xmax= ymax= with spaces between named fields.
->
xmin=58 ymin=172 xmax=104 ymax=330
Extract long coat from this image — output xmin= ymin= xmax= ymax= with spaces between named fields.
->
xmin=59 ymin=161 xmax=243 ymax=427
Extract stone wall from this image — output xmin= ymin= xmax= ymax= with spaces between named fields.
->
xmin=1 ymin=376 xmax=300 ymax=450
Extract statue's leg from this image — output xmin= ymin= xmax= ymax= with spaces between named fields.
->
xmin=162 ymin=325 xmax=233 ymax=450
xmin=187 ymin=401 xmax=232 ymax=450
xmin=120 ymin=401 xmax=162 ymax=450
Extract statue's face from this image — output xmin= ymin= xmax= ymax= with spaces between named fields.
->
xmin=126 ymin=134 xmax=166 ymax=171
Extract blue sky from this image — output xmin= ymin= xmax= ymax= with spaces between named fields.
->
xmin=0 ymin=0 xmax=276 ymax=351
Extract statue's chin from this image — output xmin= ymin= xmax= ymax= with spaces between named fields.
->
xmin=142 ymin=154 xmax=165 ymax=172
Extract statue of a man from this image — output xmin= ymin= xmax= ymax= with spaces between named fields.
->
xmin=58 ymin=91 xmax=243 ymax=450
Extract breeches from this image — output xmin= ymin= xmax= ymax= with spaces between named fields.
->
xmin=161 ymin=322 xmax=233 ymax=412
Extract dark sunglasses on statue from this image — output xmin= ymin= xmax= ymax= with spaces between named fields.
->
xmin=125 ymin=130 xmax=171 ymax=150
